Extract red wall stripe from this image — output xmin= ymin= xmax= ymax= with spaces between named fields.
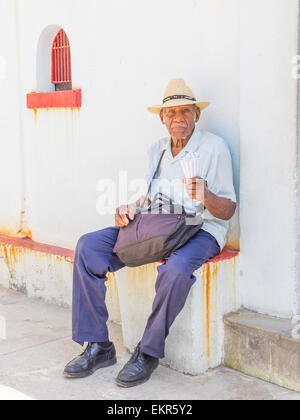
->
xmin=27 ymin=89 xmax=82 ymax=109
xmin=0 ymin=234 xmax=238 ymax=264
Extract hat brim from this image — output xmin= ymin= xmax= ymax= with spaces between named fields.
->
xmin=147 ymin=99 xmax=210 ymax=115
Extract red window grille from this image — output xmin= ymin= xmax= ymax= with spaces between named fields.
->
xmin=51 ymin=29 xmax=72 ymax=90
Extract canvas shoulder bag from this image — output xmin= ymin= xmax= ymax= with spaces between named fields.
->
xmin=113 ymin=149 xmax=204 ymax=267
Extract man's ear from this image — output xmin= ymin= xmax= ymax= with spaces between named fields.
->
xmin=160 ymin=110 xmax=165 ymax=125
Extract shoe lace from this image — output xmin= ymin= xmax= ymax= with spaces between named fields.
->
xmin=129 ymin=342 xmax=142 ymax=363
xmin=80 ymin=342 xmax=93 ymax=358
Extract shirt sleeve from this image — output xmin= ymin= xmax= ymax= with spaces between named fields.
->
xmin=206 ymin=141 xmax=237 ymax=203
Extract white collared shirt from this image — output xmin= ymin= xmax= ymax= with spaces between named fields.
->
xmin=146 ymin=128 xmax=236 ymax=250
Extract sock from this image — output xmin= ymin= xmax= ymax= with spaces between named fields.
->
xmin=98 ymin=340 xmax=112 ymax=349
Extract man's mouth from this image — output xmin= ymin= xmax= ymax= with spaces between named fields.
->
xmin=171 ymin=125 xmax=187 ymax=130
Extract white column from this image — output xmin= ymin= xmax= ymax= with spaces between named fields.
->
xmin=239 ymin=0 xmax=299 ymax=317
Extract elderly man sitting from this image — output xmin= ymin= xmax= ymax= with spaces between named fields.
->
xmin=63 ymin=79 xmax=237 ymax=388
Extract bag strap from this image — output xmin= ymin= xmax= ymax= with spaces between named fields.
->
xmin=140 ymin=149 xmax=167 ymax=209
xmin=152 ymin=192 xmax=172 ymax=206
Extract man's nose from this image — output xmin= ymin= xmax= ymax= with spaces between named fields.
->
xmin=173 ymin=111 xmax=185 ymax=122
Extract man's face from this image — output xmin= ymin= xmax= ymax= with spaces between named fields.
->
xmin=160 ymin=104 xmax=200 ymax=140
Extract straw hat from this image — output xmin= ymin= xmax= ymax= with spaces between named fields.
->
xmin=147 ymin=78 xmax=210 ymax=115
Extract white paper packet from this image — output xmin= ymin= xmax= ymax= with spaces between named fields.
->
xmin=180 ymin=152 xmax=202 ymax=179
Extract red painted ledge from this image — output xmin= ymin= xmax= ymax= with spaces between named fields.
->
xmin=0 ymin=235 xmax=74 ymax=260
xmin=209 ymin=248 xmax=239 ymax=263
xmin=27 ymin=89 xmax=82 ymax=109
xmin=158 ymin=249 xmax=239 ymax=265
xmin=0 ymin=234 xmax=238 ymax=264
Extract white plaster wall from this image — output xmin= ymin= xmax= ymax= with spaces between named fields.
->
xmin=0 ymin=0 xmax=23 ymax=236
xmin=297 ymin=1 xmax=300 ymax=316
xmin=239 ymin=0 xmax=299 ymax=317
xmin=2 ymin=0 xmax=299 ymax=318
xmin=15 ymin=0 xmax=240 ymax=250
xmin=0 ymin=243 xmax=121 ymax=322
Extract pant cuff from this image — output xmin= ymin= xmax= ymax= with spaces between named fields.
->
xmin=72 ymin=333 xmax=109 ymax=347
xmin=140 ymin=343 xmax=164 ymax=359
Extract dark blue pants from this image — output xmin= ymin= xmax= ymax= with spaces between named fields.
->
xmin=72 ymin=226 xmax=220 ymax=359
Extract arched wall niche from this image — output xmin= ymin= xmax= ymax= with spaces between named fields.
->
xmin=36 ymin=24 xmax=62 ymax=93
xmin=27 ymin=25 xmax=81 ymax=109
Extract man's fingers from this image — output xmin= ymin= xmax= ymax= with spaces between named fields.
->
xmin=184 ymin=179 xmax=205 ymax=191
xmin=127 ymin=204 xmax=137 ymax=221
xmin=184 ymin=179 xmax=205 ymax=202
xmin=182 ymin=177 xmax=202 ymax=185
xmin=119 ymin=212 xmax=130 ymax=225
xmin=116 ymin=207 xmax=129 ymax=226
xmin=115 ymin=204 xmax=137 ymax=226
xmin=115 ymin=213 xmax=126 ymax=227
xmin=128 ymin=210 xmax=135 ymax=221
xmin=186 ymin=185 xmax=203 ymax=192
xmin=187 ymin=191 xmax=198 ymax=200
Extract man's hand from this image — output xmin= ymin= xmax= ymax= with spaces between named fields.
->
xmin=115 ymin=196 xmax=152 ymax=227
xmin=115 ymin=203 xmax=137 ymax=227
xmin=183 ymin=177 xmax=236 ymax=221
xmin=183 ymin=177 xmax=206 ymax=203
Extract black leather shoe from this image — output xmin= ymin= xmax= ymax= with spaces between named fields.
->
xmin=116 ymin=343 xmax=159 ymax=388
xmin=63 ymin=342 xmax=117 ymax=378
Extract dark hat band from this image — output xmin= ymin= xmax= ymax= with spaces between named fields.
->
xmin=163 ymin=95 xmax=196 ymax=104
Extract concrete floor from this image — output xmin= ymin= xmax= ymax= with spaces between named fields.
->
xmin=0 ymin=287 xmax=300 ymax=401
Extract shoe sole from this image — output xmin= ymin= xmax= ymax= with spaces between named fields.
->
xmin=63 ymin=357 xmax=117 ymax=379
xmin=115 ymin=376 xmax=150 ymax=388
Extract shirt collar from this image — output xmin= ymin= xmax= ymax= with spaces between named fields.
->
xmin=161 ymin=128 xmax=202 ymax=163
